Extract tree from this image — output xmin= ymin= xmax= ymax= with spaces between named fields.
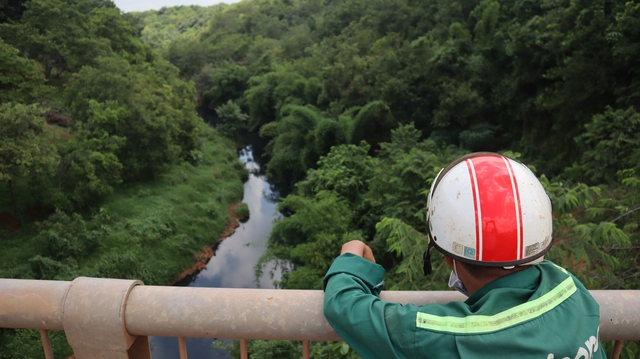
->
xmin=573 ymin=106 xmax=640 ymax=184
xmin=505 ymin=0 xmax=617 ymax=173
xmin=0 ymin=0 xmax=28 ymax=23
xmin=0 ymin=103 xmax=59 ymax=207
xmin=1 ymin=0 xmax=154 ymax=79
xmin=214 ymin=100 xmax=249 ymax=137
xmin=129 ymin=4 xmax=222 ymax=53
xmin=317 ymin=42 xmax=374 ymax=112
xmin=262 ymin=191 xmax=359 ymax=289
xmin=35 ymin=210 xmax=100 ymax=262
xmin=297 ymin=141 xmax=376 ymax=204
xmin=63 ymin=56 xmax=202 ymax=182
xmin=351 ymin=101 xmax=396 ymax=153
xmin=262 ymin=105 xmax=322 ymax=184
xmin=200 ymin=64 xmax=250 ymax=110
xmin=57 ymin=101 xmax=125 ymax=207
xmin=89 ymin=6 xmax=155 ymax=65
xmin=245 ymin=70 xmax=320 ymax=131
xmin=164 ymin=33 xmax=210 ymax=78
xmin=540 ymin=176 xmax=631 ymax=289
xmin=608 ymin=1 xmax=640 ymax=109
xmin=0 ymin=0 xmax=110 ymax=78
xmin=368 ymin=124 xmax=455 ymax=225
xmin=0 ymin=39 xmax=49 ymax=104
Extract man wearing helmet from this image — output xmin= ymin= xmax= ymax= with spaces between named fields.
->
xmin=323 ymin=153 xmax=604 ymax=359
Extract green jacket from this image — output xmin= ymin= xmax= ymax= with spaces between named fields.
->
xmin=323 ymin=254 xmax=605 ymax=359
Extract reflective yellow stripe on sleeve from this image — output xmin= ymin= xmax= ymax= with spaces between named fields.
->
xmin=416 ymin=276 xmax=576 ymax=334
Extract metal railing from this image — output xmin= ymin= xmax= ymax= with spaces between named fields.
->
xmin=1 ymin=277 xmax=639 ymax=358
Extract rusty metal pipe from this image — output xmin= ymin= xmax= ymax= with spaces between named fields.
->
xmin=123 ymin=288 xmax=467 ymax=340
xmin=0 ymin=279 xmax=69 ymax=330
xmin=590 ymin=291 xmax=640 ymax=340
xmin=2 ymin=279 xmax=639 ymax=343
xmin=125 ymin=287 xmax=340 ymax=341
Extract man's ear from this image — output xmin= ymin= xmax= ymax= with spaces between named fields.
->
xmin=444 ymin=256 xmax=454 ymax=267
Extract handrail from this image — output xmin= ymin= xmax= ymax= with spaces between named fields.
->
xmin=1 ymin=277 xmax=639 ymax=358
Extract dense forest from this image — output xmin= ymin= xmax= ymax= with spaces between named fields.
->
xmin=1 ymin=0 xmax=640 ymax=357
xmin=132 ymin=0 xmax=640 ymax=357
xmin=0 ymin=0 xmax=248 ymax=356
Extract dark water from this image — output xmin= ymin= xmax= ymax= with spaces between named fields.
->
xmin=149 ymin=146 xmax=287 ymax=359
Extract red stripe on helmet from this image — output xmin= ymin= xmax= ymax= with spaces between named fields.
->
xmin=469 ymin=155 xmax=519 ymax=262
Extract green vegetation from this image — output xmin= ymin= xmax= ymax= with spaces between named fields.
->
xmin=0 ymin=128 xmax=245 ymax=283
xmin=0 ymin=129 xmax=246 ymax=357
xmin=125 ymin=5 xmax=225 ymax=55
xmin=215 ymin=338 xmax=357 ymax=358
xmin=135 ymin=0 xmax=640 ymax=357
xmin=145 ymin=0 xmax=640 ymax=293
xmin=2 ymin=0 xmax=640 ymax=357
xmin=0 ymin=0 xmax=247 ymax=357
xmin=234 ymin=201 xmax=250 ymax=221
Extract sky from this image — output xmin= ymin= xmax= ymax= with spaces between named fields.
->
xmin=112 ymin=0 xmax=242 ymax=13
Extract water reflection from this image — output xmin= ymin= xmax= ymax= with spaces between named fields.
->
xmin=150 ymin=147 xmax=286 ymax=359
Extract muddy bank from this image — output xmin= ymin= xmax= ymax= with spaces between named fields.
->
xmin=170 ymin=200 xmax=242 ymax=284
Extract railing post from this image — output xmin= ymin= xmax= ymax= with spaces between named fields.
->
xmin=61 ymin=277 xmax=150 ymax=359
xmin=302 ymin=340 xmax=310 ymax=359
xmin=240 ymin=339 xmax=248 ymax=359
xmin=39 ymin=329 xmax=54 ymax=359
xmin=611 ymin=340 xmax=624 ymax=359
xmin=178 ymin=337 xmax=188 ymax=359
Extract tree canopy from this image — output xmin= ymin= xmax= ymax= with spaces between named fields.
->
xmin=2 ymin=0 xmax=640 ymax=356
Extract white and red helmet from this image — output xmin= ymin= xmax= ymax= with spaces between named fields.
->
xmin=426 ymin=152 xmax=553 ymax=267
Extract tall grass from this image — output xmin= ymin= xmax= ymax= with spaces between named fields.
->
xmin=85 ymin=129 xmax=247 ymax=284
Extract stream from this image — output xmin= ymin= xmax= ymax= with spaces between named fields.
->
xmin=149 ymin=145 xmax=287 ymax=359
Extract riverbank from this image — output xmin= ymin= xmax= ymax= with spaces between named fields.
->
xmin=171 ymin=199 xmax=242 ymax=284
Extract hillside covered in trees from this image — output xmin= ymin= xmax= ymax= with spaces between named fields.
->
xmin=1 ymin=0 xmax=639 ymax=357
xmin=142 ymin=0 xmax=640 ymax=293
xmin=0 ymin=0 xmax=248 ymax=356
xmin=136 ymin=0 xmax=640 ymax=356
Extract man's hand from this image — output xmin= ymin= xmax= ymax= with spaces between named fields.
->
xmin=341 ymin=240 xmax=376 ymax=263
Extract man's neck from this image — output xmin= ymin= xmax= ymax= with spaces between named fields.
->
xmin=458 ymin=264 xmax=528 ymax=296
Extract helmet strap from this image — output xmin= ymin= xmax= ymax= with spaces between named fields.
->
xmin=423 ymin=242 xmax=434 ymax=276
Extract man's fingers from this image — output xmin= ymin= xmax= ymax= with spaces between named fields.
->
xmin=341 ymin=240 xmax=365 ymax=256
xmin=341 ymin=240 xmax=376 ymax=263
xmin=362 ymin=245 xmax=376 ymax=263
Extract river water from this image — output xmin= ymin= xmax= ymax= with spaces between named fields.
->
xmin=149 ymin=146 xmax=286 ymax=359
